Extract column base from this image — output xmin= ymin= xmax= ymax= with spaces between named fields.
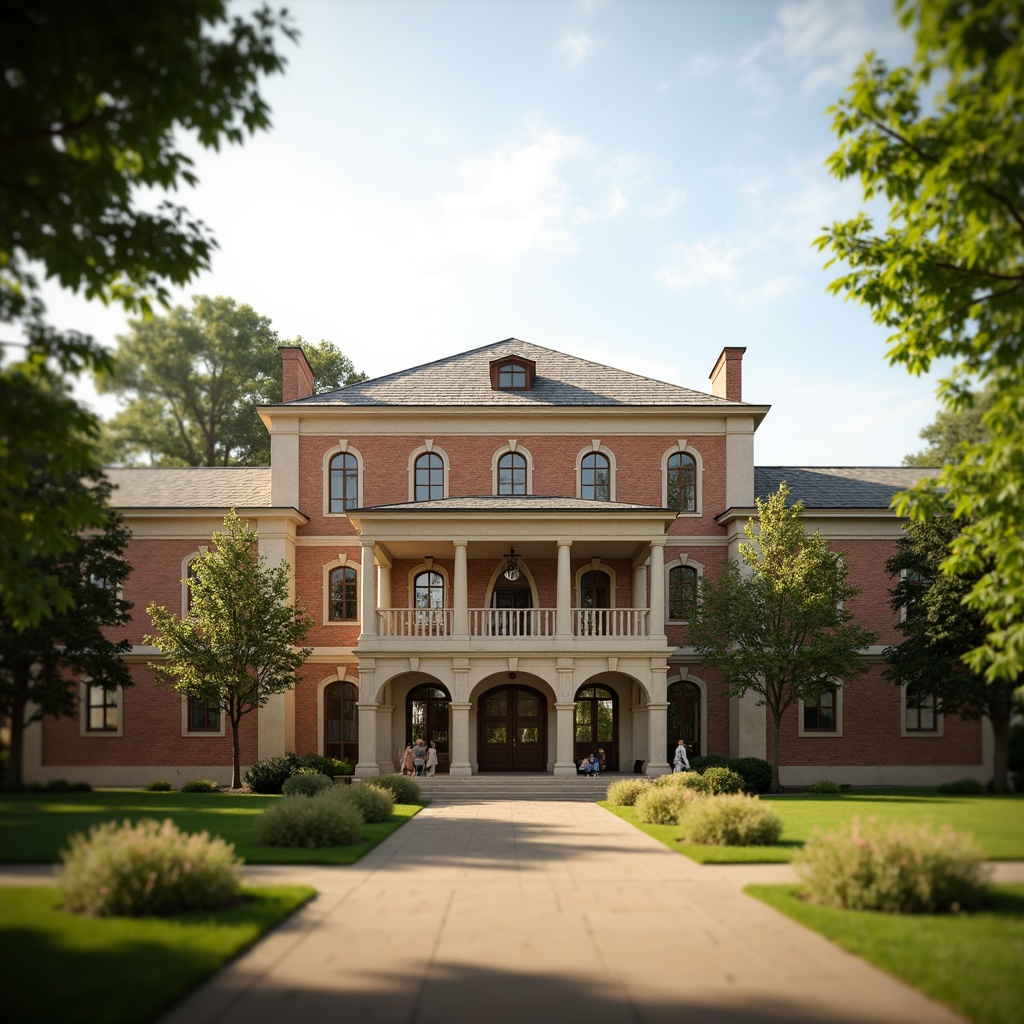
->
xmin=448 ymin=762 xmax=473 ymax=777
xmin=645 ymin=761 xmax=671 ymax=778
xmin=354 ymin=761 xmax=381 ymax=778
xmin=553 ymin=763 xmax=578 ymax=777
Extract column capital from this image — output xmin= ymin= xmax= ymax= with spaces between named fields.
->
xmin=556 ymin=539 xmax=573 ymax=549
xmin=358 ymin=536 xmax=375 ymax=548
xmin=649 ymin=537 xmax=667 ymax=550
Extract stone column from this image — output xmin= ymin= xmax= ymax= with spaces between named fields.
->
xmin=358 ymin=539 xmax=377 ymax=641
xmin=555 ymin=540 xmax=573 ymax=638
xmin=554 ymin=701 xmax=577 ymax=776
xmin=648 ymin=539 xmax=667 ymax=640
xmin=632 ymin=558 xmax=647 ymax=610
xmin=453 ymin=540 xmax=469 ymax=637
xmin=449 ymin=701 xmax=472 ymax=776
xmin=355 ymin=701 xmax=380 ymax=777
xmin=646 ymin=701 xmax=670 ymax=777
xmin=377 ymin=564 xmax=392 ymax=610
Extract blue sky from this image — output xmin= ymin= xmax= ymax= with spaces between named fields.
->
xmin=51 ymin=0 xmax=942 ymax=466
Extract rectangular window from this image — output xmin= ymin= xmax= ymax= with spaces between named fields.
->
xmin=188 ymin=697 xmax=221 ymax=733
xmin=85 ymin=685 xmax=119 ymax=733
xmin=803 ymin=688 xmax=836 ymax=732
xmin=905 ymin=691 xmax=938 ymax=733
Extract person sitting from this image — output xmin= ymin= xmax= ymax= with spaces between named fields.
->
xmin=586 ymin=752 xmax=601 ymax=776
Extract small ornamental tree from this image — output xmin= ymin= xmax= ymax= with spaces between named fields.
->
xmin=689 ymin=484 xmax=878 ymax=792
xmin=885 ymin=501 xmax=1020 ymax=789
xmin=146 ymin=511 xmax=312 ymax=788
xmin=0 ymin=472 xmax=132 ymax=787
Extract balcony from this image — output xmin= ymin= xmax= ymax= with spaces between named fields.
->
xmin=376 ymin=607 xmax=650 ymax=639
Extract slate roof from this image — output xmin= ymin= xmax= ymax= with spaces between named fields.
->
xmin=286 ymin=339 xmax=743 ymax=408
xmin=105 ymin=467 xmax=273 ymax=508
xmin=755 ymin=467 xmax=942 ymax=509
xmin=351 ymin=495 xmax=667 ymax=513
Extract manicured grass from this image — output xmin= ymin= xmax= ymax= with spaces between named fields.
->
xmin=0 ymin=791 xmax=422 ymax=864
xmin=746 ymin=883 xmax=1024 ymax=1024
xmin=1 ymin=884 xmax=315 ymax=1024
xmin=601 ymin=788 xmax=1024 ymax=864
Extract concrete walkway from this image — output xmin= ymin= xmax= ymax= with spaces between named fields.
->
xmin=134 ymin=799 xmax=976 ymax=1024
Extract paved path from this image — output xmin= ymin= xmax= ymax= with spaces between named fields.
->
xmin=143 ymin=799 xmax=974 ymax=1024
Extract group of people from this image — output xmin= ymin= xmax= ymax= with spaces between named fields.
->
xmin=578 ymin=748 xmax=606 ymax=776
xmin=400 ymin=739 xmax=438 ymax=777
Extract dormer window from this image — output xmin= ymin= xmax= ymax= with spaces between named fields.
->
xmin=490 ymin=354 xmax=536 ymax=391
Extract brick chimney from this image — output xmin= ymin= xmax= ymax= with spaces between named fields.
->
xmin=709 ymin=346 xmax=746 ymax=402
xmin=280 ymin=346 xmax=315 ymax=402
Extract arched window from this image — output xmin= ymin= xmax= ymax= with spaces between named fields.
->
xmin=668 ymin=565 xmax=698 ymax=620
xmin=497 ymin=451 xmax=527 ymax=495
xmin=329 ymin=566 xmax=358 ymax=621
xmin=414 ymin=570 xmax=444 ymax=609
xmin=324 ymin=681 xmax=358 ymax=761
xmin=574 ymin=685 xmax=616 ymax=769
xmin=580 ymin=569 xmax=611 ymax=609
xmin=414 ymin=452 xmax=444 ymax=502
xmin=667 ymin=452 xmax=696 ymax=512
xmin=581 ymin=452 xmax=611 ymax=501
xmin=329 ymin=452 xmax=359 ymax=512
xmin=498 ymin=363 xmax=528 ymax=389
xmin=667 ymin=680 xmax=701 ymax=760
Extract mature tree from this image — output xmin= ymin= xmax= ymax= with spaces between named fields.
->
xmin=903 ymin=386 xmax=994 ymax=467
xmin=98 ymin=296 xmax=365 ymax=466
xmin=146 ymin=511 xmax=312 ymax=788
xmin=818 ymin=0 xmax=1024 ymax=683
xmin=0 ymin=1 xmax=294 ymax=629
xmin=885 ymin=504 xmax=1019 ymax=789
xmin=0 ymin=475 xmax=132 ymax=787
xmin=689 ymin=485 xmax=878 ymax=792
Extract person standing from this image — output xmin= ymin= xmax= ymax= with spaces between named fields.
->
xmin=400 ymin=743 xmax=415 ymax=777
xmin=412 ymin=738 xmax=427 ymax=776
xmin=425 ymin=740 xmax=438 ymax=777
xmin=672 ymin=739 xmax=690 ymax=773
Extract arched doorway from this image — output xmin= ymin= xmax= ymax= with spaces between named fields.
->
xmin=667 ymin=680 xmax=701 ymax=761
xmin=478 ymin=684 xmax=546 ymax=772
xmin=407 ymin=683 xmax=451 ymax=773
xmin=579 ymin=568 xmax=611 ymax=634
xmin=489 ymin=570 xmax=533 ymax=636
xmin=574 ymin=685 xmax=617 ymax=770
xmin=324 ymin=681 xmax=358 ymax=763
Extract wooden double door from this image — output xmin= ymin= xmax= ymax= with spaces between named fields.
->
xmin=477 ymin=685 xmax=547 ymax=771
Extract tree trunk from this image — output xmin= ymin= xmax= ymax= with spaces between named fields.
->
xmin=770 ymin=713 xmax=782 ymax=794
xmin=230 ymin=715 xmax=242 ymax=789
xmin=991 ymin=712 xmax=1010 ymax=792
xmin=7 ymin=694 xmax=26 ymax=788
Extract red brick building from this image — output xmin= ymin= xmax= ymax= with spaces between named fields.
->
xmin=24 ymin=340 xmax=988 ymax=786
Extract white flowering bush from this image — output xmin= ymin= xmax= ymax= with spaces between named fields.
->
xmin=605 ymin=778 xmax=650 ymax=806
xmin=795 ymin=817 xmax=989 ymax=913
xmin=682 ymin=794 xmax=783 ymax=846
xmin=57 ymin=818 xmax=241 ymax=916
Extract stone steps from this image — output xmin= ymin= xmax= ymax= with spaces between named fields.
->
xmin=404 ymin=774 xmax=618 ymax=802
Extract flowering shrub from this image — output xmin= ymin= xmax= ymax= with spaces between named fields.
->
xmin=682 ymin=794 xmax=783 ymax=846
xmin=701 ymin=767 xmax=744 ymax=795
xmin=366 ymin=773 xmax=420 ymax=804
xmin=322 ymin=781 xmax=394 ymax=823
xmin=795 ymin=817 xmax=990 ymax=913
xmin=255 ymin=796 xmax=363 ymax=848
xmin=635 ymin=785 xmax=699 ymax=825
xmin=57 ymin=818 xmax=241 ymax=916
xmin=281 ymin=773 xmax=333 ymax=797
xmin=606 ymin=778 xmax=650 ymax=806
xmin=180 ymin=779 xmax=219 ymax=793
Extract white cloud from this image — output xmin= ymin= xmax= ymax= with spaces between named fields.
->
xmin=557 ymin=31 xmax=596 ymax=68
xmin=655 ymin=239 xmax=741 ymax=290
xmin=648 ymin=187 xmax=686 ymax=218
xmin=737 ymin=274 xmax=803 ymax=305
xmin=687 ymin=53 xmax=721 ymax=78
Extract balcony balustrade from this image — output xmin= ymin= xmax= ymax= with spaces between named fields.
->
xmin=375 ymin=607 xmax=650 ymax=639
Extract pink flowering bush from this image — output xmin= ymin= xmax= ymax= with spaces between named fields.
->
xmin=795 ymin=817 xmax=990 ymax=913
xmin=57 ymin=818 xmax=242 ymax=916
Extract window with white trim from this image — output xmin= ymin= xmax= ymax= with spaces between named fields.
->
xmin=668 ymin=564 xmax=698 ymax=621
xmin=666 ymin=452 xmax=696 ymax=512
xmin=82 ymin=683 xmax=122 ymax=735
xmin=414 ymin=452 xmax=444 ymax=502
xmin=799 ymin=684 xmax=842 ymax=736
xmin=497 ymin=452 xmax=527 ymax=495
xmin=329 ymin=565 xmax=358 ymax=621
xmin=329 ymin=452 xmax=359 ymax=512
xmin=581 ymin=452 xmax=611 ymax=501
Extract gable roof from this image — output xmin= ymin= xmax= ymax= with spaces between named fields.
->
xmin=284 ymin=339 xmax=745 ymax=408
xmin=105 ymin=467 xmax=272 ymax=508
xmin=755 ymin=466 xmax=942 ymax=509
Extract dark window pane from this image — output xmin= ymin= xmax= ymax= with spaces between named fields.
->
xmin=581 ymin=452 xmax=611 ymax=501
xmin=329 ymin=452 xmax=359 ymax=512
xmin=667 ymin=452 xmax=696 ymax=512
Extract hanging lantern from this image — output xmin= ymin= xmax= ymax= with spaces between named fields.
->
xmin=502 ymin=547 xmax=520 ymax=581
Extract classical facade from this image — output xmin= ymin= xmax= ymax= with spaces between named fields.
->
xmin=24 ymin=340 xmax=990 ymax=786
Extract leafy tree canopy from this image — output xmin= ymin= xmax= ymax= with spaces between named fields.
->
xmin=0 ymin=472 xmax=132 ymax=786
xmin=145 ymin=510 xmax=313 ymax=788
xmin=98 ymin=295 xmax=365 ymax=466
xmin=885 ymin=503 xmax=1019 ymax=787
xmin=818 ymin=0 xmax=1024 ymax=683
xmin=688 ymin=484 xmax=878 ymax=792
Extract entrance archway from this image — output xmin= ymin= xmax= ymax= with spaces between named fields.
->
xmin=574 ymin=685 xmax=617 ymax=770
xmin=407 ymin=683 xmax=451 ymax=773
xmin=477 ymin=684 xmax=547 ymax=772
xmin=324 ymin=680 xmax=358 ymax=763
xmin=667 ymin=680 xmax=701 ymax=761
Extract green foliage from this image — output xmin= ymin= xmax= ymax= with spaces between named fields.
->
xmin=701 ymin=767 xmax=745 ymax=795
xmin=810 ymin=780 xmax=843 ymax=794
xmin=689 ymin=754 xmax=731 ymax=772
xmin=144 ymin=781 xmax=174 ymax=793
xmin=634 ymin=785 xmax=697 ymax=825
xmin=293 ymin=753 xmax=349 ymax=777
xmin=795 ymin=817 xmax=989 ymax=913
xmin=0 ymin=474 xmax=133 ymax=787
xmin=326 ymin=783 xmax=394 ymax=824
xmin=146 ymin=511 xmax=313 ymax=788
xmin=655 ymin=770 xmax=712 ymax=794
xmin=731 ymin=757 xmax=774 ymax=795
xmin=366 ymin=773 xmax=420 ymax=804
xmin=819 ymin=0 xmax=1024 ymax=685
xmin=605 ymin=778 xmax=651 ymax=806
xmin=57 ymin=817 xmax=241 ymax=916
xmin=904 ymin=386 xmax=995 ymax=467
xmin=98 ymin=297 xmax=365 ymax=466
xmin=180 ymin=780 xmax=219 ymax=794
xmin=281 ymin=773 xmax=332 ymax=798
xmin=682 ymin=794 xmax=783 ymax=847
xmin=243 ymin=757 xmax=294 ymax=795
xmin=939 ymin=779 xmax=986 ymax=794
xmin=689 ymin=483 xmax=877 ymax=792
xmin=885 ymin=505 xmax=1019 ymax=787
xmin=254 ymin=795 xmax=363 ymax=849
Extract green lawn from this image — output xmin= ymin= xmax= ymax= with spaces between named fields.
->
xmin=1 ymin=884 xmax=314 ymax=1024
xmin=602 ymin=788 xmax=1024 ymax=864
xmin=746 ymin=883 xmax=1024 ymax=1024
xmin=0 ymin=791 xmax=422 ymax=864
